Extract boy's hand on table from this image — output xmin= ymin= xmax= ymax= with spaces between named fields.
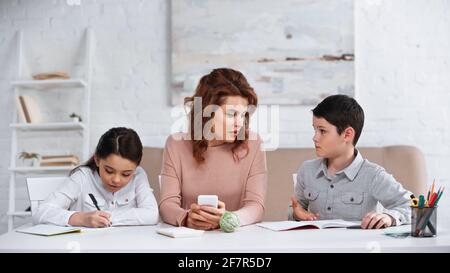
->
xmin=361 ymin=212 xmax=393 ymax=229
xmin=291 ymin=197 xmax=319 ymax=221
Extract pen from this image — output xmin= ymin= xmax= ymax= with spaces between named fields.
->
xmin=88 ymin=193 xmax=101 ymax=211
xmin=418 ymin=195 xmax=425 ymax=208
xmin=434 ymin=187 xmax=444 ymax=206
xmin=346 ymin=225 xmax=362 ymax=229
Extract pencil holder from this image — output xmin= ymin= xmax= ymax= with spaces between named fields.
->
xmin=411 ymin=206 xmax=437 ymax=237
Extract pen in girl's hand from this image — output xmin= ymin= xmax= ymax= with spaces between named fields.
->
xmin=88 ymin=193 xmax=101 ymax=211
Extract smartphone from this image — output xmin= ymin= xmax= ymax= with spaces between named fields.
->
xmin=197 ymin=195 xmax=218 ymax=208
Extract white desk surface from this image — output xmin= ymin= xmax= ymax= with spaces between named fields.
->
xmin=1 ymin=222 xmax=450 ymax=253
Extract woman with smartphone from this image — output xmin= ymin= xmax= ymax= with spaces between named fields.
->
xmin=159 ymin=68 xmax=267 ymax=230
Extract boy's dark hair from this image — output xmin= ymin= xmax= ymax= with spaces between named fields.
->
xmin=312 ymin=94 xmax=364 ymax=146
xmin=70 ymin=127 xmax=143 ymax=175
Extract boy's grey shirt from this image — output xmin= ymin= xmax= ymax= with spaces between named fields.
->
xmin=289 ymin=150 xmax=411 ymax=225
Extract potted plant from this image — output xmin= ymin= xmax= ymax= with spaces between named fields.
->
xmin=18 ymin=152 xmax=40 ymax=167
xmin=70 ymin=113 xmax=82 ymax=122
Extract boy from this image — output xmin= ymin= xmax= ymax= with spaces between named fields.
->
xmin=290 ymin=95 xmax=411 ymax=229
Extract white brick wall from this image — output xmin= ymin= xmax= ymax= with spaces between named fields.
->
xmin=0 ymin=0 xmax=449 ymax=234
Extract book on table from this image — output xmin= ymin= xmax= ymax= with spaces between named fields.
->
xmin=156 ymin=227 xmax=205 ymax=238
xmin=256 ymin=219 xmax=361 ymax=231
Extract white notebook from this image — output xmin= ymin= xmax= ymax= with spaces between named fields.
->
xmin=156 ymin=227 xmax=205 ymax=238
xmin=257 ymin=219 xmax=361 ymax=231
xmin=16 ymin=224 xmax=81 ymax=236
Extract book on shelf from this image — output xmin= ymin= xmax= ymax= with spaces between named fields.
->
xmin=40 ymin=155 xmax=79 ymax=167
xmin=32 ymin=71 xmax=70 ymax=80
xmin=41 ymin=154 xmax=79 ymax=161
xmin=40 ymin=162 xmax=78 ymax=167
xmin=15 ymin=96 xmax=27 ymax=123
xmin=15 ymin=95 xmax=43 ymax=123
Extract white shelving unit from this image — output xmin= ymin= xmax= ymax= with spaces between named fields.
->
xmin=7 ymin=29 xmax=93 ymax=231
xmin=9 ymin=166 xmax=76 ymax=173
xmin=11 ymin=79 xmax=87 ymax=89
xmin=10 ymin=122 xmax=86 ymax=131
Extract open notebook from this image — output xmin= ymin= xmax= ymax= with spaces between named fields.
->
xmin=156 ymin=227 xmax=205 ymax=238
xmin=257 ymin=219 xmax=361 ymax=231
xmin=16 ymin=224 xmax=82 ymax=236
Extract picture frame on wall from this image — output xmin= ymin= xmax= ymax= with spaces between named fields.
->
xmin=171 ymin=0 xmax=354 ymax=105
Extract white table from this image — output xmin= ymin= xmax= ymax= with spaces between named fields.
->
xmin=1 ymin=223 xmax=449 ymax=253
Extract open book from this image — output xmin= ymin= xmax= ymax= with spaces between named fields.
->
xmin=156 ymin=227 xmax=205 ymax=238
xmin=257 ymin=219 xmax=361 ymax=231
xmin=16 ymin=224 xmax=81 ymax=236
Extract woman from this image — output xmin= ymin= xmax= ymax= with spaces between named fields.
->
xmin=159 ymin=68 xmax=267 ymax=230
xmin=34 ymin=127 xmax=159 ymax=227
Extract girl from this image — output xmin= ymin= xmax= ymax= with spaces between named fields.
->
xmin=34 ymin=127 xmax=159 ymax=227
xmin=159 ymin=68 xmax=267 ymax=230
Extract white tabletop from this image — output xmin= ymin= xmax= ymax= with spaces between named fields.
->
xmin=1 ymin=222 xmax=450 ymax=253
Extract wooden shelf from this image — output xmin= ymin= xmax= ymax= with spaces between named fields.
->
xmin=11 ymin=79 xmax=87 ymax=90
xmin=10 ymin=122 xmax=85 ymax=131
xmin=9 ymin=166 xmax=74 ymax=173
